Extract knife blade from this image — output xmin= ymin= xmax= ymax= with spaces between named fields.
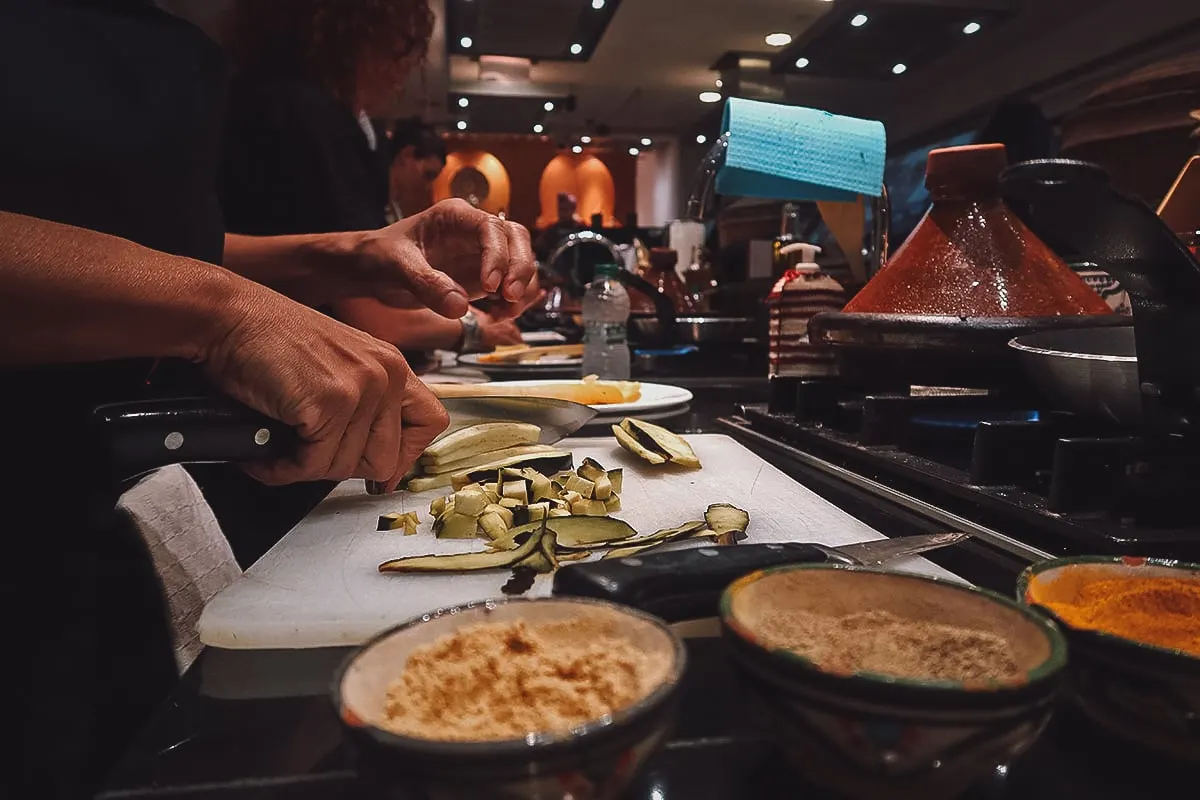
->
xmin=438 ymin=396 xmax=596 ymax=445
xmin=93 ymin=395 xmax=596 ymax=485
xmin=552 ymin=532 xmax=971 ymax=623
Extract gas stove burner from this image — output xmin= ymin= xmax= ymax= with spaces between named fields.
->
xmin=911 ymin=410 xmax=1041 ymax=430
xmin=735 ymin=377 xmax=1200 ymax=561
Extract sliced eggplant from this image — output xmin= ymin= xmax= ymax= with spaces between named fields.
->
xmin=602 ymin=529 xmax=720 ymax=560
xmin=576 ymin=458 xmax=608 ymax=482
xmin=608 ymin=469 xmax=623 ymax=494
xmin=482 ymin=503 xmax=515 ymax=529
xmin=420 ymin=444 xmax=557 ymax=475
xmin=506 ymin=516 xmax=638 ymax=550
xmin=592 ymin=472 xmax=613 ymax=500
xmin=477 ymin=511 xmax=509 ymax=541
xmin=498 ymin=497 xmax=521 ymax=510
xmin=429 ymin=496 xmax=449 ymax=517
xmin=433 ymin=510 xmax=479 ymax=540
xmin=548 ymin=508 xmax=571 ymax=518
xmin=376 ymin=512 xmax=419 ymax=534
xmin=530 ymin=473 xmax=554 ymax=502
xmin=612 ymin=424 xmax=667 ymax=464
xmin=619 ymin=418 xmax=701 ymax=468
xmin=405 ymin=473 xmax=456 ymax=493
xmin=453 ymin=486 xmax=489 ymax=517
xmin=564 ymin=474 xmax=595 ymax=498
xmin=449 ymin=451 xmax=573 ymax=491
xmin=704 ymin=503 xmax=750 ymax=541
xmin=422 ymin=422 xmax=541 ymax=464
xmin=516 ymin=531 xmax=560 ymax=574
xmin=380 ymin=529 xmax=544 ymax=573
xmin=500 ymin=481 xmax=529 ymax=505
xmin=604 ymin=495 xmax=622 ymax=513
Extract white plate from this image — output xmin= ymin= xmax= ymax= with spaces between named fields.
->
xmin=480 ymin=379 xmax=694 ymax=414
xmin=456 ymin=352 xmax=582 ymax=377
xmin=521 ymin=331 xmax=567 ymax=345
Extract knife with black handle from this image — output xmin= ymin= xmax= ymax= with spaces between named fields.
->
xmin=91 ymin=397 xmax=297 ymax=482
xmin=552 ymin=533 xmax=969 ymax=622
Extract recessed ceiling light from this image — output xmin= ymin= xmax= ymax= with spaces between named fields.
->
xmin=459 ymin=36 xmax=473 ymax=48
xmin=569 ymin=43 xmax=583 ymax=55
xmin=628 ymin=147 xmax=640 ymax=156
xmin=580 ymin=135 xmax=592 ymax=144
xmin=592 ymin=0 xmax=605 ymax=8
xmin=544 ymin=101 xmax=555 ymax=112
xmin=850 ymin=14 xmax=868 ymax=27
xmin=963 ymin=21 xmax=982 ymax=35
xmin=696 ymin=134 xmax=707 ymax=144
xmin=456 ymin=120 xmax=468 ymax=130
xmin=457 ymin=97 xmax=469 ymax=108
xmin=641 ymin=137 xmax=652 ymax=146
xmin=795 ymin=57 xmax=810 ymax=69
xmin=715 ymin=78 xmax=723 ymax=88
xmin=699 ymin=91 xmax=722 ymax=103
xmin=764 ymin=32 xmax=792 ymax=47
xmin=571 ymin=144 xmax=583 ymax=154
xmin=892 ymin=62 xmax=908 ymax=75
xmin=533 ymin=123 xmax=544 ymax=133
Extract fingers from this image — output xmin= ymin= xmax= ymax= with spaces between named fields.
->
xmin=385 ymin=376 xmax=450 ymax=491
xmin=502 ymin=221 xmax=536 ymax=304
xmin=386 ymin=240 xmax=470 ymax=319
xmin=473 ymin=213 xmax=509 ymax=296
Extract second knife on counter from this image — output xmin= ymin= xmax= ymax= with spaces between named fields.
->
xmin=552 ymin=532 xmax=970 ymax=622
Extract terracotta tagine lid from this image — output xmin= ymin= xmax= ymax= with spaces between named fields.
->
xmin=844 ymin=144 xmax=1113 ymax=317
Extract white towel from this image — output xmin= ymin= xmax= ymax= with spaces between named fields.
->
xmin=118 ymin=465 xmax=241 ymax=673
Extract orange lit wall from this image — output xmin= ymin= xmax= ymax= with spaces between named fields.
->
xmin=537 ymin=154 xmax=616 ymax=229
xmin=431 ymin=149 xmax=511 ymax=217
xmin=437 ymin=135 xmax=635 ymax=231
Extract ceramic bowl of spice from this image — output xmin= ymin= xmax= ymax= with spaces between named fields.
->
xmin=332 ymin=597 xmax=686 ymax=799
xmin=720 ymin=564 xmax=1067 ymax=800
xmin=1019 ymin=555 xmax=1200 ymax=761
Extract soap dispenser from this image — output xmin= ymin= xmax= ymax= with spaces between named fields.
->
xmin=767 ymin=243 xmax=846 ymax=379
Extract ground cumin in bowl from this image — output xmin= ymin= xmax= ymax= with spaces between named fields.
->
xmin=333 ymin=598 xmax=685 ymax=799
xmin=720 ymin=564 xmax=1066 ymax=800
xmin=1019 ymin=556 xmax=1200 ymax=761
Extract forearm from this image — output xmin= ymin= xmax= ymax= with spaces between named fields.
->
xmin=223 ymin=232 xmax=360 ymax=306
xmin=0 ymin=211 xmax=251 ymax=367
xmin=333 ymin=299 xmax=463 ymax=351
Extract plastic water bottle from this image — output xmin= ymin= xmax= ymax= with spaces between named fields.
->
xmin=581 ymin=262 xmax=631 ymax=379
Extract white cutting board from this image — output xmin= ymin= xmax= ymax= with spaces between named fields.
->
xmin=198 ymin=435 xmax=960 ymax=649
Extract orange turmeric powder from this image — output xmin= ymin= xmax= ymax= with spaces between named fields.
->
xmin=1040 ymin=577 xmax=1200 ymax=656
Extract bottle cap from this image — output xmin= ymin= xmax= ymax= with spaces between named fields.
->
xmin=594 ymin=262 xmax=622 ymax=277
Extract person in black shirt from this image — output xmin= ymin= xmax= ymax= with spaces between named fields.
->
xmin=216 ymin=1 xmax=534 ymax=370
xmin=0 ymin=2 xmax=535 ymax=797
xmin=387 ymin=117 xmax=448 ymax=223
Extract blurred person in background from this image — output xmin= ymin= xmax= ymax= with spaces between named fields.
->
xmin=212 ymin=0 xmax=535 ymax=561
xmin=386 ymin=117 xmax=448 ymax=223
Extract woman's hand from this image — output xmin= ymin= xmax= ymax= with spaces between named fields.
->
xmin=204 ymin=286 xmax=449 ymax=490
xmin=351 ymin=199 xmax=536 ymax=319
xmin=472 ymin=308 xmax=524 ymax=349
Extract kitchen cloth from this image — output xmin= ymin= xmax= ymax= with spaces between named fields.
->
xmin=716 ymin=97 xmax=886 ymax=202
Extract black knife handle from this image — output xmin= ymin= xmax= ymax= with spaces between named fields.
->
xmin=551 ymin=542 xmax=856 ymax=622
xmin=91 ymin=397 xmax=297 ymax=482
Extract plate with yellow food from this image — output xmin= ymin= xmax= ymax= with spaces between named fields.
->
xmin=458 ymin=344 xmax=583 ymax=377
xmin=429 ymin=376 xmax=692 ymax=414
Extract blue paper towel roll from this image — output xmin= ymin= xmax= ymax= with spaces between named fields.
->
xmin=716 ymin=97 xmax=886 ymax=203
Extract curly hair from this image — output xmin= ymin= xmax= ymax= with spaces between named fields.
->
xmin=222 ymin=0 xmax=434 ymax=110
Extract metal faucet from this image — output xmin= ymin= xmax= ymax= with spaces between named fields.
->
xmin=544 ymin=230 xmax=676 ymax=330
xmin=546 ymin=230 xmax=626 ymax=277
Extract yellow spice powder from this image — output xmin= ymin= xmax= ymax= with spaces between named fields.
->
xmin=381 ymin=616 xmax=669 ymax=741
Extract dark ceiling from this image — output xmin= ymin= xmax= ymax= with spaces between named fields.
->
xmin=774 ymin=0 xmax=1019 ymax=79
xmin=445 ymin=0 xmax=623 ymax=62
